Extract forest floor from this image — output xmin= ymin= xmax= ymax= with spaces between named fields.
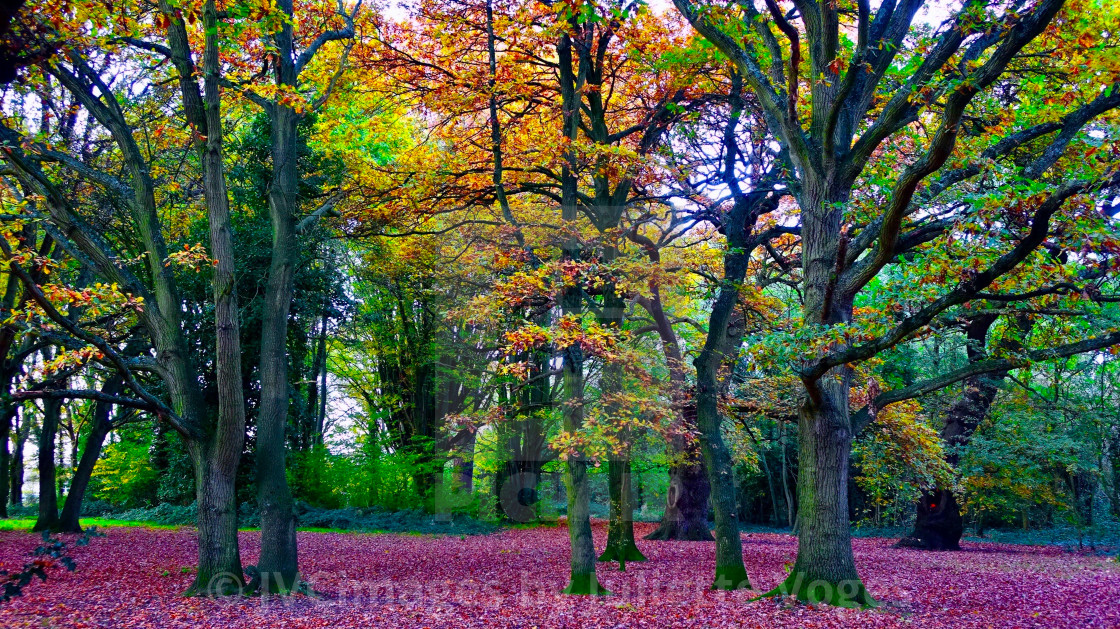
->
xmin=0 ymin=521 xmax=1117 ymax=628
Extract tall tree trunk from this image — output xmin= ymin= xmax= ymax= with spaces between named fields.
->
xmin=33 ymin=397 xmax=61 ymax=532
xmin=161 ymin=0 xmax=249 ymax=594
xmin=255 ymin=13 xmax=302 ymax=586
xmin=57 ymin=376 xmax=123 ymax=533
xmin=10 ymin=408 xmax=23 ymax=507
xmin=193 ymin=0 xmax=251 ymax=596
xmin=555 ymin=24 xmax=605 ymax=597
xmin=770 ymin=367 xmax=873 ymax=606
xmin=598 ymin=458 xmax=645 ymax=563
xmin=691 ymin=226 xmax=754 ymax=591
xmin=776 ymin=182 xmax=873 ymax=606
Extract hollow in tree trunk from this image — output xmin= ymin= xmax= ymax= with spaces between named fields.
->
xmin=645 ymin=407 xmax=713 ymax=542
xmin=896 ymin=490 xmax=962 ymax=550
xmin=899 ymin=313 xmax=1028 ymax=551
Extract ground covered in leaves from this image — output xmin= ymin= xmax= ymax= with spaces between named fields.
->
xmin=0 ymin=522 xmax=1116 ymax=628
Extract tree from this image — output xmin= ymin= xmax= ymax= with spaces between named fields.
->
xmin=675 ymin=0 xmax=1120 ymax=605
xmin=0 ymin=0 xmax=252 ymax=594
xmin=236 ymin=0 xmax=358 ymax=593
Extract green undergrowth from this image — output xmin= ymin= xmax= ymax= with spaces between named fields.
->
xmin=2 ymin=501 xmax=499 ymax=537
xmin=0 ymin=518 xmax=182 ymax=531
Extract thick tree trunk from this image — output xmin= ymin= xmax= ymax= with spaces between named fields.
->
xmin=644 ymin=435 xmax=713 ymax=541
xmin=767 ymin=367 xmax=874 ymax=607
xmin=57 ymin=376 xmax=123 ymax=533
xmin=496 ymin=458 xmax=542 ymax=523
xmin=33 ymin=397 xmax=61 ymax=532
xmin=900 ymin=314 xmax=1029 ymax=550
xmin=599 ymin=458 xmax=645 ymax=564
xmin=188 ymin=441 xmax=244 ymax=596
xmin=896 ymin=489 xmax=963 ymax=550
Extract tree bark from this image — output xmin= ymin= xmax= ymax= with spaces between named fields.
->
xmin=766 ymin=367 xmax=873 ymax=607
xmin=644 ymin=412 xmax=714 ymax=541
xmin=33 ymin=397 xmax=61 ymax=532
xmin=599 ymin=458 xmax=645 ymax=564
xmin=57 ymin=375 xmax=123 ymax=533
xmin=189 ymin=439 xmax=244 ymax=596
xmin=899 ymin=313 xmax=1030 ymax=550
xmin=696 ymin=352 xmax=750 ymax=590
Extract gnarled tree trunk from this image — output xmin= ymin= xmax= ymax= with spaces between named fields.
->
xmin=645 ymin=405 xmax=713 ymax=542
xmin=899 ymin=313 xmax=1030 ymax=550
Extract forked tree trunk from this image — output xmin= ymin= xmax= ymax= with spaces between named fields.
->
xmin=155 ymin=0 xmax=251 ymax=595
xmin=33 ymin=397 xmax=61 ymax=532
xmin=57 ymin=376 xmax=123 ymax=533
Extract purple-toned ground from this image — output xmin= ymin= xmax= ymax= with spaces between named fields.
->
xmin=1 ymin=521 xmax=1116 ymax=628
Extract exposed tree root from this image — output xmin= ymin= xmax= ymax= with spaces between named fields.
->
xmin=561 ymin=572 xmax=611 ymax=596
xmin=643 ymin=520 xmax=714 ymax=541
xmin=710 ymin=564 xmax=752 ymax=591
xmin=754 ymin=571 xmax=877 ymax=609
xmin=597 ymin=541 xmax=647 ymax=563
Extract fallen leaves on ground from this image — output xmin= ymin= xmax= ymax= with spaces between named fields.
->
xmin=0 ymin=522 xmax=1116 ymax=628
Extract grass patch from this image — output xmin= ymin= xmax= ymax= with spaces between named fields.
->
xmin=0 ymin=518 xmax=183 ymax=531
